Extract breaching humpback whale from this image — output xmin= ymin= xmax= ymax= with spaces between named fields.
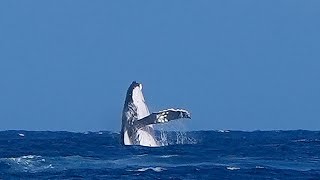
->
xmin=121 ymin=81 xmax=191 ymax=147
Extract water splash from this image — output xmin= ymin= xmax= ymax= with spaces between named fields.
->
xmin=154 ymin=120 xmax=196 ymax=146
xmin=154 ymin=124 xmax=169 ymax=146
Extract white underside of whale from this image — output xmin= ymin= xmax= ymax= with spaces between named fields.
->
xmin=123 ymin=84 xmax=159 ymax=147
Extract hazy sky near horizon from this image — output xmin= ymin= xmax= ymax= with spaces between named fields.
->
xmin=0 ymin=1 xmax=319 ymax=132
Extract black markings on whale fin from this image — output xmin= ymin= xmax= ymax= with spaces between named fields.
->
xmin=134 ymin=109 xmax=191 ymax=129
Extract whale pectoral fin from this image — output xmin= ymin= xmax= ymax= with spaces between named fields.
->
xmin=134 ymin=109 xmax=191 ymax=129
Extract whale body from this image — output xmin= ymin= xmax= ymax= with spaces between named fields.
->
xmin=121 ymin=81 xmax=191 ymax=147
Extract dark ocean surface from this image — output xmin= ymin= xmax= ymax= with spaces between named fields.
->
xmin=0 ymin=130 xmax=320 ymax=179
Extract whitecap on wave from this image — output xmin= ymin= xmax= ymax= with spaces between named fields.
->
xmin=1 ymin=155 xmax=53 ymax=173
xmin=292 ymin=139 xmax=320 ymax=143
xmin=226 ymin=166 xmax=240 ymax=170
xmin=128 ymin=167 xmax=166 ymax=172
xmin=135 ymin=154 xmax=148 ymax=157
xmin=217 ymin=130 xmax=230 ymax=133
xmin=159 ymin=155 xmax=178 ymax=158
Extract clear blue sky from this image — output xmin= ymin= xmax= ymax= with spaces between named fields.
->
xmin=0 ymin=1 xmax=319 ymax=132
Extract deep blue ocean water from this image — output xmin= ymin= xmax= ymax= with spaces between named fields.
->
xmin=0 ymin=130 xmax=320 ymax=179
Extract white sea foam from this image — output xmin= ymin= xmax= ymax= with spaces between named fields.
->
xmin=8 ymin=155 xmax=42 ymax=162
xmin=159 ymin=155 xmax=178 ymax=158
xmin=136 ymin=167 xmax=166 ymax=172
xmin=292 ymin=139 xmax=320 ymax=143
xmin=226 ymin=166 xmax=240 ymax=170
xmin=136 ymin=154 xmax=148 ymax=157
xmin=218 ymin=130 xmax=230 ymax=133
xmin=293 ymin=139 xmax=307 ymax=142
xmin=3 ymin=155 xmax=53 ymax=172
